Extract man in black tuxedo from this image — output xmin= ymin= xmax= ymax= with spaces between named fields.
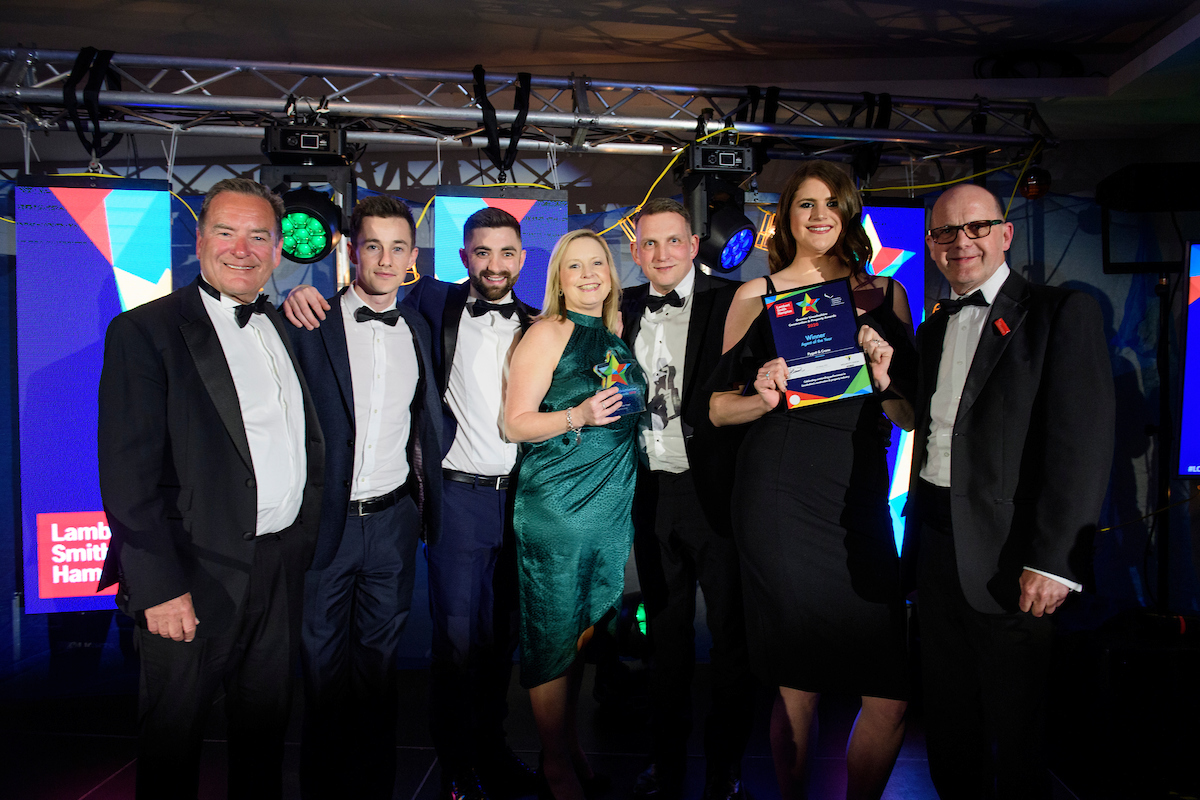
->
xmin=98 ymin=178 xmax=324 ymax=799
xmin=286 ymin=195 xmax=443 ymax=799
xmin=904 ymin=183 xmax=1114 ymax=798
xmin=621 ymin=198 xmax=753 ymax=800
xmin=284 ymin=207 xmax=538 ymax=800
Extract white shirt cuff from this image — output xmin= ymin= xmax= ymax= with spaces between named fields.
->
xmin=1024 ymin=567 xmax=1083 ymax=593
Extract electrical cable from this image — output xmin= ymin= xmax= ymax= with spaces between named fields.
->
xmin=596 ymin=126 xmax=740 ymax=237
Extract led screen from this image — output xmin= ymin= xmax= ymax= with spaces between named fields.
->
xmin=1178 ymin=243 xmax=1200 ymax=477
xmin=861 ymin=202 xmax=926 ymax=551
xmin=16 ymin=177 xmax=173 ymax=614
xmin=432 ymin=188 xmax=568 ymax=311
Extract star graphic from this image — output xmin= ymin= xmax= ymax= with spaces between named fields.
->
xmin=799 ymin=293 xmax=819 ymax=315
xmin=594 ymin=350 xmax=632 ymax=388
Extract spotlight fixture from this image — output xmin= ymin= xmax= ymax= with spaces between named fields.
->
xmin=1018 ymin=166 xmax=1052 ymax=200
xmin=681 ymin=142 xmax=759 ymax=273
xmin=704 ymin=205 xmax=755 ymax=271
xmin=280 ymin=188 xmax=342 ymax=263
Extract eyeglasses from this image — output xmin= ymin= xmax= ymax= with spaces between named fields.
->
xmin=927 ymin=219 xmax=1005 ymax=245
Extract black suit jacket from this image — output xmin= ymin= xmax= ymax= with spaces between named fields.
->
xmin=287 ymin=287 xmax=444 ymax=571
xmin=98 ymin=278 xmax=325 ymax=636
xmin=403 ymin=276 xmax=537 ymax=458
xmin=621 ymin=269 xmax=744 ymax=536
xmin=906 ymin=270 xmax=1115 ymax=613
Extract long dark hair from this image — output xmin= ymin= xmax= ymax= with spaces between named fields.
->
xmin=768 ymin=161 xmax=872 ymax=278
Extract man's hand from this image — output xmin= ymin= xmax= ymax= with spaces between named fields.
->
xmin=145 ymin=592 xmax=199 ymax=642
xmin=282 ymin=285 xmax=330 ymax=330
xmin=1018 ymin=570 xmax=1070 ymax=617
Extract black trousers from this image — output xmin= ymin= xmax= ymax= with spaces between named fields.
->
xmin=300 ymin=498 xmax=422 ymax=800
xmin=633 ymin=469 xmax=755 ymax=782
xmin=134 ymin=526 xmax=307 ymax=800
xmin=915 ymin=481 xmax=1053 ymax=800
xmin=426 ymin=479 xmax=520 ymax=775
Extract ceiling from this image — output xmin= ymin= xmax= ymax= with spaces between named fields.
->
xmin=4 ymin=0 xmax=1200 ymax=146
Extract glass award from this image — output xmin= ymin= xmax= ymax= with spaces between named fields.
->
xmin=593 ymin=349 xmax=645 ymax=416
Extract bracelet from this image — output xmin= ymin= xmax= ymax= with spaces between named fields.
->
xmin=566 ymin=408 xmax=582 ymax=445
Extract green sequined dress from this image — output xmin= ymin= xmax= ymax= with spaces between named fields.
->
xmin=513 ymin=310 xmax=646 ymax=688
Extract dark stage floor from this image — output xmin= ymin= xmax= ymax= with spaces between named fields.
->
xmin=2 ymin=646 xmax=1119 ymax=800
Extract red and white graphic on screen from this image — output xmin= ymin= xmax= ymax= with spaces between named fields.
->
xmin=775 ymin=301 xmax=794 ymax=317
xmin=36 ymin=511 xmax=117 ymax=598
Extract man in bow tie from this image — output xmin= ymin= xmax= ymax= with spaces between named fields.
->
xmin=285 ymin=194 xmax=443 ymax=799
xmin=905 ymin=183 xmax=1114 ymax=797
xmin=620 ymin=198 xmax=754 ymax=800
xmin=98 ymin=178 xmax=325 ymax=798
xmin=284 ymin=206 xmax=538 ymax=800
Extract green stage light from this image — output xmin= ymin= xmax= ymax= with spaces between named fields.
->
xmin=280 ymin=188 xmax=341 ymax=263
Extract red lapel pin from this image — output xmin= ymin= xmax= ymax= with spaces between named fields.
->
xmin=994 ymin=318 xmax=1010 ymax=336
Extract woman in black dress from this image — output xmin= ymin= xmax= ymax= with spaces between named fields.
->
xmin=710 ymin=161 xmax=916 ymax=800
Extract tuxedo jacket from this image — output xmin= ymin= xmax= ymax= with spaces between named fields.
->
xmin=98 ymin=278 xmax=325 ymax=636
xmin=621 ymin=269 xmax=744 ymax=537
xmin=906 ymin=270 xmax=1114 ymax=614
xmin=287 ymin=287 xmax=444 ymax=570
xmin=402 ymin=276 xmax=537 ymax=459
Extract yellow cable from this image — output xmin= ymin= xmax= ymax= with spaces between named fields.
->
xmin=473 ymin=182 xmax=557 ymax=191
xmin=1003 ymin=141 xmax=1043 ymax=220
xmin=0 ymin=216 xmax=13 ymax=224
xmin=414 ymin=196 xmax=435 ymax=230
xmin=173 ymin=191 xmax=199 ymax=222
xmin=860 ymin=158 xmax=1029 ymax=193
xmin=596 ymin=126 xmax=740 ymax=237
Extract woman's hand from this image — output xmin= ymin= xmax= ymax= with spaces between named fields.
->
xmin=574 ymin=386 xmax=624 ymax=427
xmin=857 ymin=325 xmax=893 ymax=392
xmin=752 ymin=356 xmax=789 ymax=410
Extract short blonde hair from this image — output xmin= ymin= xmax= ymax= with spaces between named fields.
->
xmin=541 ymin=229 xmax=622 ymax=334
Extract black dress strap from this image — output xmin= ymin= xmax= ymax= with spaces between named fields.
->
xmin=764 ymin=275 xmax=777 ymax=295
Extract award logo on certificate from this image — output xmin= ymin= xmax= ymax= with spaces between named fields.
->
xmin=593 ymin=349 xmax=645 ymax=417
xmin=762 ymin=277 xmax=873 ymax=410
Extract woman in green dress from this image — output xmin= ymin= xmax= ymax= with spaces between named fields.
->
xmin=505 ymin=229 xmax=646 ymax=800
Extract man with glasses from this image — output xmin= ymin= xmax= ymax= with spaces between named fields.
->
xmin=903 ymin=183 xmax=1113 ymax=797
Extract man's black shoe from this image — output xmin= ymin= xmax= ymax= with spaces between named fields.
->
xmin=631 ymin=764 xmax=683 ymax=800
xmin=700 ymin=765 xmax=744 ymax=800
xmin=478 ymin=748 xmax=539 ymax=799
xmin=444 ymin=769 xmax=490 ymax=800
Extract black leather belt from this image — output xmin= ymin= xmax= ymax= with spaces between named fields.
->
xmin=347 ymin=482 xmax=409 ymax=516
xmin=443 ymin=468 xmax=511 ymax=490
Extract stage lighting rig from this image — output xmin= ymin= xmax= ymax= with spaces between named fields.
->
xmin=681 ymin=142 xmax=758 ymax=273
xmin=260 ymin=120 xmax=356 ymax=267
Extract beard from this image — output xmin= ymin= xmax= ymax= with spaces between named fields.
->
xmin=470 ymin=271 xmax=516 ymax=301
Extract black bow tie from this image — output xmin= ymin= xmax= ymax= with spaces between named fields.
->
xmin=469 ymin=300 xmax=518 ymax=319
xmin=644 ymin=290 xmax=683 ymax=313
xmin=936 ymin=290 xmax=988 ymax=317
xmin=354 ymin=306 xmax=403 ymax=326
xmin=235 ymin=294 xmax=271 ymax=328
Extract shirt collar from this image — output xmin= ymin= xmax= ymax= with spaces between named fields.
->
xmin=468 ymin=290 xmax=515 ymax=305
xmin=199 ymin=277 xmax=257 ymax=313
xmin=952 ymin=262 xmax=1010 ymax=305
xmin=648 ymin=265 xmax=696 ymax=300
xmin=345 ymin=284 xmax=397 ymax=314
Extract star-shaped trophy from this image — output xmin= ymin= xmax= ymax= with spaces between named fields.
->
xmin=593 ymin=349 xmax=645 ymax=416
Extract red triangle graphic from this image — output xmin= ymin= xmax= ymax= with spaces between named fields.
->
xmin=484 ymin=198 xmax=537 ymax=222
xmin=1191 ymin=275 xmax=1200 ymax=305
xmin=51 ymin=187 xmax=113 ymax=265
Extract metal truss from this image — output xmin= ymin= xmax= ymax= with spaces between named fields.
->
xmin=0 ymin=48 xmax=1051 ymax=167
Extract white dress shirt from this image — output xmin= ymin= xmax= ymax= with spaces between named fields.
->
xmin=443 ymin=292 xmax=521 ymax=476
xmin=635 ymin=267 xmax=694 ymax=474
xmin=200 ymin=283 xmax=306 ymax=535
xmin=920 ymin=263 xmax=1079 ymax=591
xmin=341 ymin=287 xmax=418 ymax=501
